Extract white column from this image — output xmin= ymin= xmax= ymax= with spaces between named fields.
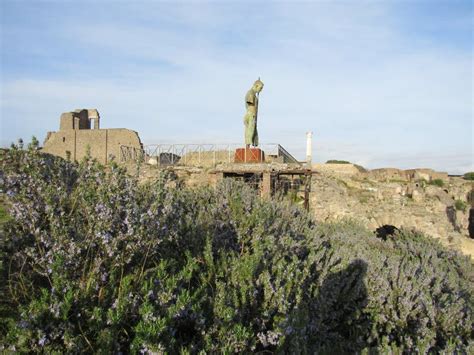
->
xmin=306 ymin=131 xmax=313 ymax=168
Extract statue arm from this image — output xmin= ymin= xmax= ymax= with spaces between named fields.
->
xmin=245 ymin=90 xmax=255 ymax=105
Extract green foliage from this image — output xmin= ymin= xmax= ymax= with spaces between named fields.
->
xmin=0 ymin=201 xmax=10 ymax=225
xmin=0 ymin=141 xmax=473 ymax=353
xmin=428 ymin=178 xmax=445 ymax=187
xmin=455 ymin=200 xmax=468 ymax=212
xmin=464 ymin=172 xmax=474 ymax=181
xmin=326 ymin=159 xmax=351 ymax=164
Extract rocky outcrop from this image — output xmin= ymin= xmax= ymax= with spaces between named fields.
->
xmin=311 ymin=165 xmax=473 ymax=257
xmin=312 ymin=163 xmax=365 ymax=177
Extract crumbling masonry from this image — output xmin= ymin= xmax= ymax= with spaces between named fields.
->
xmin=42 ymin=109 xmax=143 ymax=164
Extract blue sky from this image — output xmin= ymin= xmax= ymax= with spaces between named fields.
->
xmin=1 ymin=0 xmax=472 ymax=173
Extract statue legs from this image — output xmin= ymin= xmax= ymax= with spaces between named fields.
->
xmin=244 ymin=112 xmax=258 ymax=147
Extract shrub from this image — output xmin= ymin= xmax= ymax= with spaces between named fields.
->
xmin=326 ymin=159 xmax=350 ymax=164
xmin=429 ymin=178 xmax=445 ymax=187
xmin=464 ymin=172 xmax=474 ymax=181
xmin=0 ymin=202 xmax=10 ymax=225
xmin=455 ymin=200 xmax=468 ymax=212
xmin=0 ymin=142 xmax=473 ymax=353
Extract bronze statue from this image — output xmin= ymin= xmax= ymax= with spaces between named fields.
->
xmin=243 ymin=78 xmax=264 ymax=148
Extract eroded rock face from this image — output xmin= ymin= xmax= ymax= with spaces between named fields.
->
xmin=311 ymin=167 xmax=473 ymax=257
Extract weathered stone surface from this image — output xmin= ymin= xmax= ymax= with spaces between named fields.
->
xmin=368 ymin=168 xmax=408 ymax=181
xmin=261 ymin=172 xmax=272 ymax=198
xmin=367 ymin=167 xmax=449 ymax=183
xmin=42 ymin=109 xmax=143 ymax=164
xmin=311 ymin=166 xmax=473 ymax=257
xmin=411 ymin=189 xmax=423 ymax=202
xmin=178 ymin=150 xmax=232 ymax=167
xmin=148 ymin=157 xmax=158 ymax=165
xmin=312 ymin=163 xmax=363 ymax=177
xmin=405 ymin=168 xmax=449 ymax=182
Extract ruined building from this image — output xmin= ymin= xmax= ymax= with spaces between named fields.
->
xmin=42 ymin=109 xmax=143 ymax=164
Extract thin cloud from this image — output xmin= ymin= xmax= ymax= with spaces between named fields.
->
xmin=1 ymin=1 xmax=472 ymax=174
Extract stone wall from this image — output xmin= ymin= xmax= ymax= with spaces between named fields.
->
xmin=43 ymin=128 xmax=142 ymax=164
xmin=311 ymin=169 xmax=473 ymax=258
xmin=368 ymin=168 xmax=409 ymax=181
xmin=42 ymin=109 xmax=143 ymax=164
xmin=404 ymin=168 xmax=449 ymax=182
xmin=367 ymin=167 xmax=449 ymax=182
xmin=312 ymin=163 xmax=364 ymax=177
xmin=60 ymin=111 xmax=87 ymax=130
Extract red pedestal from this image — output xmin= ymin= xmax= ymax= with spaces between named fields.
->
xmin=234 ymin=147 xmax=265 ymax=163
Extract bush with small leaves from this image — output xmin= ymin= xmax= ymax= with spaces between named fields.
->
xmin=464 ymin=172 xmax=474 ymax=181
xmin=0 ymin=141 xmax=473 ymax=353
xmin=455 ymin=200 xmax=468 ymax=212
xmin=326 ymin=159 xmax=350 ymax=164
xmin=429 ymin=178 xmax=445 ymax=187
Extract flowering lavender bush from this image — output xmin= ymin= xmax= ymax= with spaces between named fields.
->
xmin=0 ymin=141 xmax=473 ymax=353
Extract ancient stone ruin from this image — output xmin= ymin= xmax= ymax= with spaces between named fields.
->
xmin=39 ymin=109 xmax=474 ymax=258
xmin=42 ymin=109 xmax=143 ymax=164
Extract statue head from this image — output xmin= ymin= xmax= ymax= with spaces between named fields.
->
xmin=252 ymin=78 xmax=264 ymax=93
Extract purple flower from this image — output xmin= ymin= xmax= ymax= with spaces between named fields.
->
xmin=102 ymin=232 xmax=112 ymax=243
xmin=147 ymin=290 xmax=156 ymax=301
xmin=18 ymin=320 xmax=29 ymax=329
xmin=38 ymin=336 xmax=47 ymax=347
xmin=112 ymin=299 xmax=119 ymax=309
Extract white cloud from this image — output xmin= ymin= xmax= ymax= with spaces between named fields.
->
xmin=1 ymin=1 xmax=472 ymax=173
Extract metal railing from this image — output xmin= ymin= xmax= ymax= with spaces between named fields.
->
xmin=120 ymin=143 xmax=300 ymax=167
xmin=277 ymin=145 xmax=300 ymax=164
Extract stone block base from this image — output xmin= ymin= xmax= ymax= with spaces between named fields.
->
xmin=234 ymin=148 xmax=265 ymax=163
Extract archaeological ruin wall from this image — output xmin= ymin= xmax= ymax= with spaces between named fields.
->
xmin=42 ymin=109 xmax=143 ymax=164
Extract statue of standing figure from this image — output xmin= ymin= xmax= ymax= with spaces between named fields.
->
xmin=243 ymin=78 xmax=264 ymax=148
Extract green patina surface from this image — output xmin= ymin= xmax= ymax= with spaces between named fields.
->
xmin=243 ymin=79 xmax=264 ymax=147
